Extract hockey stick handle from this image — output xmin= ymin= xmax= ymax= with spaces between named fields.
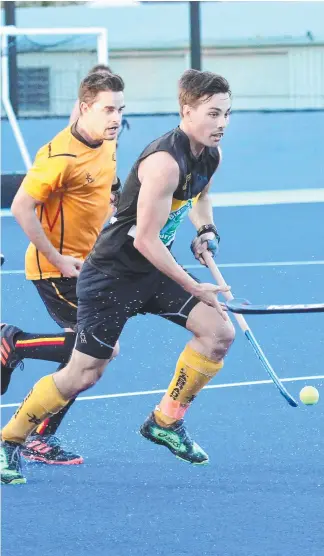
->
xmin=203 ymin=252 xmax=250 ymax=333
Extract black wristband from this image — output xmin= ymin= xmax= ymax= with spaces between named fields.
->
xmin=197 ymin=224 xmax=219 ymax=238
xmin=111 ymin=177 xmax=121 ymax=192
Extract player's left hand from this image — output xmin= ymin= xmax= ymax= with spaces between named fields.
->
xmin=110 ymin=190 xmax=121 ymax=209
xmin=110 ymin=177 xmax=122 ymax=211
xmin=191 ymin=226 xmax=220 ymax=266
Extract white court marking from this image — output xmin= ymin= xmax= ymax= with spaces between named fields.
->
xmin=1 ymin=374 xmax=323 ymax=409
xmin=1 ymin=188 xmax=324 ymax=220
xmin=209 ymin=189 xmax=324 ymax=207
xmin=1 ymin=260 xmax=324 ymax=276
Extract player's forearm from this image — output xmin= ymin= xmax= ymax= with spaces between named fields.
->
xmin=134 ymin=236 xmax=199 ymax=295
xmin=12 ymin=207 xmax=62 ymax=267
xmin=189 ymin=194 xmax=214 ymax=230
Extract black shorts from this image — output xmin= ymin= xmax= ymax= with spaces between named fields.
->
xmin=75 ymin=260 xmax=200 ymax=359
xmin=33 ymin=277 xmax=78 ymax=330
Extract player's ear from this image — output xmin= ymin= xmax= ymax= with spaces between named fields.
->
xmin=79 ymin=101 xmax=89 ymax=116
xmin=182 ymin=104 xmax=192 ymax=121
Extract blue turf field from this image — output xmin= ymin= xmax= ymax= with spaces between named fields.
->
xmin=1 ymin=200 xmax=324 ymax=556
xmin=2 ymin=111 xmax=324 ymax=190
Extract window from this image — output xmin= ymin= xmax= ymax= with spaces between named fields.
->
xmin=18 ymin=67 xmax=50 ymax=113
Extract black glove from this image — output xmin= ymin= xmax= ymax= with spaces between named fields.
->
xmin=111 ymin=178 xmax=122 ymax=208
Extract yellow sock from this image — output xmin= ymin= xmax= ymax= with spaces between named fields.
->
xmin=1 ymin=375 xmax=69 ymax=444
xmin=155 ymin=344 xmax=223 ymax=425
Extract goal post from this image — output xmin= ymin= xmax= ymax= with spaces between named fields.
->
xmin=1 ymin=25 xmax=108 ymax=171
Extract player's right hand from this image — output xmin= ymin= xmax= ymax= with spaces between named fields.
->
xmin=56 ymin=255 xmax=84 ymax=277
xmin=193 ymin=283 xmax=230 ymax=320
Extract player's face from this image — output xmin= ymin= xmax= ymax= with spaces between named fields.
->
xmin=186 ymin=93 xmax=231 ymax=148
xmin=82 ymin=90 xmax=125 ymax=141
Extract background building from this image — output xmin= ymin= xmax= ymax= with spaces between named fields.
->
xmin=1 ymin=1 xmax=324 ymax=115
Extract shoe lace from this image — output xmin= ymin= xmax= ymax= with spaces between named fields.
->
xmin=3 ymin=444 xmax=22 ymax=470
xmin=42 ymin=435 xmax=61 ymax=448
xmin=175 ymin=422 xmax=192 ymax=445
xmin=11 ymin=446 xmax=21 ymax=468
xmin=9 ymin=357 xmax=24 ymax=371
xmin=43 ymin=435 xmax=76 ymax=457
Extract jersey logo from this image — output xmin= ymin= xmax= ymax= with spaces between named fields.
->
xmin=160 ymin=199 xmax=193 ymax=246
xmin=182 ymin=173 xmax=191 ymax=191
xmin=84 ymin=172 xmax=94 ymax=185
xmin=112 ymin=152 xmax=116 ymax=161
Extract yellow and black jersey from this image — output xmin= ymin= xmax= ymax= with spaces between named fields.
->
xmin=23 ymin=123 xmax=116 ymax=280
xmin=90 ymin=126 xmax=220 ymax=275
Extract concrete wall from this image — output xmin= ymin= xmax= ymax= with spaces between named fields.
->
xmin=15 ymin=44 xmax=324 ymax=115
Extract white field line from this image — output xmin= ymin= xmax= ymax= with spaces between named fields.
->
xmin=1 ymin=374 xmax=323 ymax=409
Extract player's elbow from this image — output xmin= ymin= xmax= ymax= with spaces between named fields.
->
xmin=11 ymin=195 xmax=24 ymax=219
xmin=11 ymin=193 xmax=36 ymax=223
xmin=133 ymin=233 xmax=157 ymax=257
xmin=133 ymin=234 xmax=148 ymax=254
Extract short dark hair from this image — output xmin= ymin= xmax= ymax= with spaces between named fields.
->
xmin=88 ymin=64 xmax=113 ymax=74
xmin=179 ymin=69 xmax=231 ymax=117
xmin=79 ymin=72 xmax=124 ymax=105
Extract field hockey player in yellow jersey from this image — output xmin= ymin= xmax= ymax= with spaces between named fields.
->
xmin=0 ymin=71 xmax=124 ymax=478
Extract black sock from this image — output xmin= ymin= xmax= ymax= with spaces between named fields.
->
xmin=15 ymin=332 xmax=76 ymax=364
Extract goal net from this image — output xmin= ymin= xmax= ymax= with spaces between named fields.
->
xmin=1 ymin=26 xmax=108 ymax=170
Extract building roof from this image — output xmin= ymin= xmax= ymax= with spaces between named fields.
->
xmin=1 ymin=1 xmax=324 ymax=50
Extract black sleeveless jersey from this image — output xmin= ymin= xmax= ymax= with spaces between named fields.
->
xmin=90 ymin=127 xmax=220 ymax=275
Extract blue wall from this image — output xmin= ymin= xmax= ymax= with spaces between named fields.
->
xmin=2 ymin=111 xmax=324 ymax=193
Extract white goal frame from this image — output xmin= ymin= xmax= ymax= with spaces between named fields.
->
xmin=1 ymin=26 xmax=108 ymax=170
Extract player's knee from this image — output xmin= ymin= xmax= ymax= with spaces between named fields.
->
xmin=64 ymin=354 xmax=108 ymax=392
xmin=77 ymin=361 xmax=107 ymax=391
xmin=78 ymin=371 xmax=99 ymax=391
xmin=110 ymin=341 xmax=120 ymax=360
xmin=203 ymin=318 xmax=235 ymax=357
xmin=216 ymin=319 xmax=235 ymax=353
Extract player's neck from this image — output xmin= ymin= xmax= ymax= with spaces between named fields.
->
xmin=75 ymin=119 xmax=102 ymax=146
xmin=179 ymin=123 xmax=205 ymax=158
